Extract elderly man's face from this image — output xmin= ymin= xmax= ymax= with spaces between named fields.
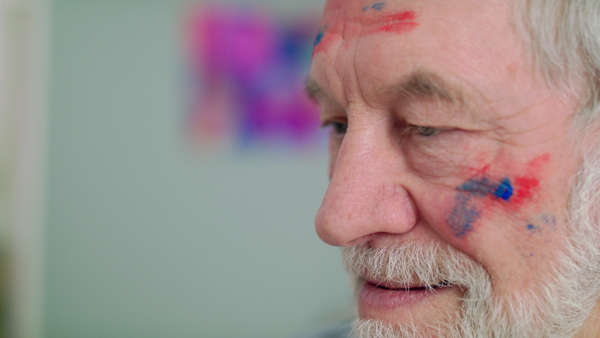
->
xmin=309 ymin=0 xmax=594 ymax=335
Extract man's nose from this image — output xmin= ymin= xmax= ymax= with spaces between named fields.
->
xmin=314 ymin=126 xmax=418 ymax=247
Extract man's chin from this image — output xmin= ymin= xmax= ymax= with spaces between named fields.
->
xmin=357 ymin=279 xmax=464 ymax=330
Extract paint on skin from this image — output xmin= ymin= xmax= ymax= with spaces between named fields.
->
xmin=510 ymin=154 xmax=550 ymax=207
xmin=447 ymin=193 xmax=481 ymax=238
xmin=372 ymin=2 xmax=385 ymax=11
xmin=377 ymin=12 xmax=419 ymax=33
xmin=312 ymin=25 xmax=335 ymax=55
xmin=457 ymin=177 xmax=513 ymax=201
xmin=448 ymin=177 xmax=514 ymax=237
xmin=312 ymin=10 xmax=419 ymax=55
xmin=494 ymin=178 xmax=513 ymax=200
xmin=363 ymin=2 xmax=386 ymax=11
xmin=511 ymin=176 xmax=539 ymax=205
xmin=448 ymin=163 xmax=552 ymax=239
xmin=314 ymin=28 xmax=325 ymax=46
xmin=541 ymin=213 xmax=557 ymax=228
xmin=457 ymin=177 xmax=495 ymax=196
xmin=524 ymin=213 xmax=557 ymax=236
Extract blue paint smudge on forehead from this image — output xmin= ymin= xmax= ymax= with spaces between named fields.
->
xmin=362 ymin=2 xmax=386 ymax=11
xmin=313 ymin=28 xmax=325 ymax=46
xmin=371 ymin=2 xmax=385 ymax=11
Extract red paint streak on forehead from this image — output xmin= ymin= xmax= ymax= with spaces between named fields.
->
xmin=361 ymin=11 xmax=418 ymax=33
xmin=313 ymin=10 xmax=419 ymax=55
xmin=313 ymin=30 xmax=334 ymax=55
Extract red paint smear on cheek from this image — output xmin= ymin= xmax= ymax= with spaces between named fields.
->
xmin=510 ymin=154 xmax=550 ymax=207
xmin=511 ymin=177 xmax=540 ymax=206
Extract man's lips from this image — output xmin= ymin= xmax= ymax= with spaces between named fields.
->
xmin=358 ymin=279 xmax=458 ymax=312
xmin=366 ymin=279 xmax=452 ymax=291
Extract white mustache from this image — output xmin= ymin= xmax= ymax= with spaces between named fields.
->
xmin=343 ymin=242 xmax=490 ymax=294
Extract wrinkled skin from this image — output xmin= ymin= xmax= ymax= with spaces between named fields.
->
xmin=309 ymin=0 xmax=599 ymax=333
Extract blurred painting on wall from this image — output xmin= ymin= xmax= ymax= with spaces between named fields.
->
xmin=184 ymin=4 xmax=324 ymax=152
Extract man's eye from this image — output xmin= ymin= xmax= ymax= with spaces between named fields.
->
xmin=324 ymin=122 xmax=348 ymax=135
xmin=408 ymin=125 xmax=440 ymax=137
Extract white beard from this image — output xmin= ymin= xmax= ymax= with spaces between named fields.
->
xmin=344 ymin=148 xmax=600 ymax=338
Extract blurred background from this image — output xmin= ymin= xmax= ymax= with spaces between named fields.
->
xmin=0 ymin=0 xmax=352 ymax=337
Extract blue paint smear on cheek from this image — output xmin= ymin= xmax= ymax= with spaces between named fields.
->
xmin=313 ymin=29 xmax=325 ymax=46
xmin=458 ymin=177 xmax=513 ymax=201
xmin=457 ymin=177 xmax=495 ymax=196
xmin=526 ymin=223 xmax=542 ymax=234
xmin=541 ymin=213 xmax=557 ymax=227
xmin=448 ymin=176 xmax=514 ymax=238
xmin=526 ymin=223 xmax=542 ymax=235
xmin=447 ymin=193 xmax=481 ymax=238
xmin=494 ymin=178 xmax=513 ymax=200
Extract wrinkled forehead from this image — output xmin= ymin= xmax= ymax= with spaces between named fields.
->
xmin=311 ymin=0 xmax=527 ymax=107
xmin=319 ymin=0 xmax=512 ymax=36
xmin=321 ymin=0 xmax=503 ymax=17
xmin=321 ymin=1 xmax=420 ymax=39
xmin=322 ymin=0 xmax=416 ymax=19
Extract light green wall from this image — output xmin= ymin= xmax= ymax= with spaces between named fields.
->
xmin=46 ymin=1 xmax=351 ymax=337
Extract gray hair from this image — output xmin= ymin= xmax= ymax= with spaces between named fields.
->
xmin=516 ymin=1 xmax=600 ymax=128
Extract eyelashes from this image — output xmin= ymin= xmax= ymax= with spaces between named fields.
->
xmin=330 ymin=122 xmax=348 ymax=135
xmin=404 ymin=125 xmax=441 ymax=137
xmin=323 ymin=121 xmax=441 ymax=137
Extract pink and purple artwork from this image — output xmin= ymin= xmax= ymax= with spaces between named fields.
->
xmin=184 ymin=4 xmax=323 ymax=151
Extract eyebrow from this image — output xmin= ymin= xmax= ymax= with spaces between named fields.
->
xmin=304 ymin=70 xmax=468 ymax=108
xmin=304 ymin=77 xmax=323 ymax=101
xmin=392 ymin=70 xmax=465 ymax=106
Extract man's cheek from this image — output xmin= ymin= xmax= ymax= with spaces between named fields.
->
xmin=398 ymin=127 xmax=501 ymax=180
xmin=445 ymin=177 xmax=514 ymax=238
xmin=403 ymin=137 xmax=486 ymax=181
